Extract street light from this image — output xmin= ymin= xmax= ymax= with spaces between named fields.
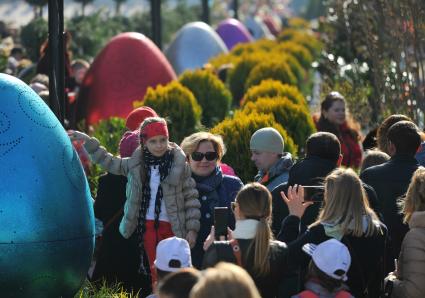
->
xmin=150 ymin=0 xmax=162 ymax=49
xmin=48 ymin=0 xmax=65 ymax=126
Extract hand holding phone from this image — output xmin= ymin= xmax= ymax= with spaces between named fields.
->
xmin=302 ymin=185 xmax=324 ymax=203
xmin=214 ymin=207 xmax=229 ymax=240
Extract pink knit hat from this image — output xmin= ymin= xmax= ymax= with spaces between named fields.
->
xmin=119 ymin=130 xmax=140 ymax=157
xmin=125 ymin=106 xmax=158 ymax=131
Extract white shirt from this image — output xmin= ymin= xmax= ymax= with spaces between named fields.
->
xmin=146 ymin=165 xmax=169 ymax=222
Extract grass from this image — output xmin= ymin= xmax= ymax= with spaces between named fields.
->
xmin=75 ymin=280 xmax=140 ymax=298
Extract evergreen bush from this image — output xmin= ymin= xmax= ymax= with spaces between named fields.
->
xmin=179 ymin=69 xmax=232 ymax=127
xmin=277 ymin=42 xmax=313 ymax=69
xmin=243 ymin=98 xmax=316 ymax=152
xmin=242 ymin=80 xmax=307 ymax=107
xmin=228 ymin=54 xmax=263 ymax=104
xmin=142 ymin=81 xmax=202 ymax=143
xmin=245 ymin=60 xmax=297 ymax=92
xmin=20 ymin=18 xmax=48 ymax=61
xmin=211 ymin=111 xmax=296 ymax=182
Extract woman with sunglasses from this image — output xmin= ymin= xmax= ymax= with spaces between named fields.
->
xmin=181 ymin=132 xmax=243 ymax=268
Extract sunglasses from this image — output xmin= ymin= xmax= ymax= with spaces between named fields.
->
xmin=191 ymin=151 xmax=218 ymax=161
xmin=231 ymin=201 xmax=238 ymax=213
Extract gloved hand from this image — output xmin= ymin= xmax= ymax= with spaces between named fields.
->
xmin=68 ymin=130 xmax=91 ymax=143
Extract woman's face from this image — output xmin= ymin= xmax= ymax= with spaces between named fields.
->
xmin=323 ymin=100 xmax=346 ymax=126
xmin=145 ymin=135 xmax=168 ymax=157
xmin=189 ymin=141 xmax=218 ymax=177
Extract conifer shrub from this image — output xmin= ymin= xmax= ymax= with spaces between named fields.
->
xmin=243 ymin=98 xmax=316 ymax=152
xmin=245 ymin=60 xmax=297 ymax=92
xmin=242 ymin=80 xmax=307 ymax=107
xmin=228 ymin=54 xmax=264 ymax=104
xmin=210 ymin=111 xmax=297 ymax=182
xmin=179 ymin=69 xmax=232 ymax=127
xmin=142 ymin=81 xmax=202 ymax=143
xmin=278 ymin=29 xmax=322 ymax=57
xmin=277 ymin=42 xmax=313 ymax=69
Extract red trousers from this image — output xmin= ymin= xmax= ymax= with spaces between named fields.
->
xmin=143 ymin=220 xmax=174 ymax=287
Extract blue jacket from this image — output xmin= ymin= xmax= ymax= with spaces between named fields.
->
xmin=191 ymin=168 xmax=243 ymax=268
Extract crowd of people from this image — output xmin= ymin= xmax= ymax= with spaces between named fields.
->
xmin=66 ymin=88 xmax=425 ymax=298
xmin=3 ymin=28 xmax=425 ymax=298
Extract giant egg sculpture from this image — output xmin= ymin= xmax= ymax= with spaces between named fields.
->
xmin=0 ymin=74 xmax=94 ymax=297
xmin=216 ymin=18 xmax=253 ymax=50
xmin=76 ymin=32 xmax=176 ymax=125
xmin=165 ymin=22 xmax=228 ymax=75
xmin=244 ymin=16 xmax=275 ymax=40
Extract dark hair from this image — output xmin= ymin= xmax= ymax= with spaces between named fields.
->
xmin=362 ymin=127 xmax=378 ymax=151
xmin=11 ymin=47 xmax=23 ymax=56
xmin=157 ymin=268 xmax=172 ymax=282
xmin=157 ymin=268 xmax=201 ymax=298
xmin=360 ymin=149 xmax=390 ymax=173
xmin=306 ymin=132 xmax=341 ymax=163
xmin=306 ymin=261 xmax=344 ymax=293
xmin=387 ymin=121 xmax=421 ymax=156
xmin=317 ymin=92 xmax=359 ymax=140
xmin=376 ymin=114 xmax=412 ymax=154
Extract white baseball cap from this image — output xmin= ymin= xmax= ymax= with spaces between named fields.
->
xmin=154 ymin=237 xmax=192 ymax=272
xmin=302 ymin=239 xmax=351 ymax=281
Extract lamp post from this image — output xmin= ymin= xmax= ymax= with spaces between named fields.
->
xmin=47 ymin=0 xmax=65 ymax=126
xmin=150 ymin=0 xmax=162 ymax=49
xmin=202 ymin=0 xmax=210 ymax=24
xmin=233 ymin=0 xmax=239 ymax=19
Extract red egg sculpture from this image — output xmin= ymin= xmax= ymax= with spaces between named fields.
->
xmin=76 ymin=32 xmax=176 ymax=125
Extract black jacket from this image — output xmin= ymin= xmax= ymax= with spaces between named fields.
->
xmin=360 ymin=154 xmax=419 ymax=259
xmin=271 ymin=157 xmax=382 ymax=235
xmin=278 ymin=215 xmax=389 ymax=298
xmin=203 ymin=239 xmax=290 ymax=298
xmin=93 ymin=173 xmax=151 ymax=295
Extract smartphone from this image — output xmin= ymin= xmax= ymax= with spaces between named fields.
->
xmin=302 ymin=185 xmax=324 ymax=203
xmin=214 ymin=207 xmax=229 ymax=240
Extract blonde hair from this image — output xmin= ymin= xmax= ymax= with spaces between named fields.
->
xmin=236 ymin=183 xmax=273 ymax=277
xmin=139 ymin=117 xmax=170 ymax=184
xmin=180 ymin=132 xmax=226 ymax=161
xmin=189 ymin=262 xmax=261 ymax=298
xmin=311 ymin=168 xmax=380 ymax=237
xmin=400 ymin=167 xmax=425 ymax=223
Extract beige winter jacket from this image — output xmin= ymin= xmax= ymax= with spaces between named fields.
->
xmin=392 ymin=211 xmax=425 ymax=298
xmin=84 ymin=137 xmax=201 ymax=239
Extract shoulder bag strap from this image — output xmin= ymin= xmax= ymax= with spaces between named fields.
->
xmin=229 ymin=239 xmax=243 ymax=267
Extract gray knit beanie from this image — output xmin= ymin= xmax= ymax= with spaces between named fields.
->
xmin=250 ymin=127 xmax=284 ymax=154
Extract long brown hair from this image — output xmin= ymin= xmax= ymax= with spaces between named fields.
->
xmin=400 ymin=167 xmax=425 ymax=223
xmin=138 ymin=117 xmax=169 ymax=184
xmin=317 ymin=91 xmax=360 ymax=140
xmin=236 ymin=182 xmax=273 ymax=277
xmin=311 ymin=168 xmax=380 ymax=237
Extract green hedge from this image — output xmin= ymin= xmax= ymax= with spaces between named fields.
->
xmin=179 ymin=69 xmax=232 ymax=127
xmin=245 ymin=60 xmax=297 ymax=92
xmin=242 ymin=98 xmax=316 ymax=153
xmin=242 ymin=80 xmax=307 ymax=107
xmin=142 ymin=81 xmax=202 ymax=143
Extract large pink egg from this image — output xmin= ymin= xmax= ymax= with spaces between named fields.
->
xmin=76 ymin=32 xmax=176 ymax=125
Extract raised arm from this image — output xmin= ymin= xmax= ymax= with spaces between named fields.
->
xmin=69 ymin=130 xmax=130 ymax=176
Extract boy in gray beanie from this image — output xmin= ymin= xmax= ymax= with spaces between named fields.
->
xmin=250 ymin=127 xmax=293 ymax=191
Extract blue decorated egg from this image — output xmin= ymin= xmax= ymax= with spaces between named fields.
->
xmin=0 ymin=74 xmax=94 ymax=297
xmin=164 ymin=22 xmax=228 ymax=75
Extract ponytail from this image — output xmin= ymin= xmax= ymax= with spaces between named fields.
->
xmin=250 ymin=217 xmax=272 ymax=277
xmin=236 ymin=183 xmax=273 ymax=277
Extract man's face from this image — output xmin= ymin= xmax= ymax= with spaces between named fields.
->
xmin=250 ymin=150 xmax=279 ymax=172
